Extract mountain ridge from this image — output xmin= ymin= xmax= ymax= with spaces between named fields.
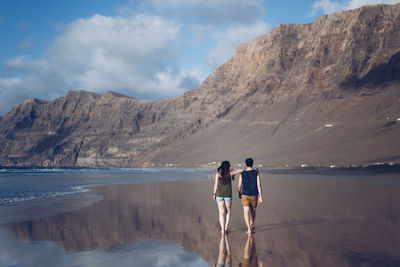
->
xmin=1 ymin=3 xmax=399 ymax=168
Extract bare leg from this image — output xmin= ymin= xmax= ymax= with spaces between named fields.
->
xmin=243 ymin=234 xmax=253 ymax=260
xmin=225 ymin=234 xmax=231 ymax=265
xmin=217 ymin=233 xmax=226 ymax=266
xmin=250 ymin=207 xmax=256 ymax=230
xmin=243 ymin=206 xmax=252 ymax=234
xmin=224 ymin=201 xmax=232 ymax=233
xmin=217 ymin=201 xmax=226 ymax=233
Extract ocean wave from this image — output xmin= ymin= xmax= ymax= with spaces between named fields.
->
xmin=0 ymin=167 xmax=207 ymax=176
xmin=0 ymin=186 xmax=90 ymax=205
xmin=0 ymin=167 xmax=165 ymax=176
xmin=0 ymin=168 xmax=210 ymax=207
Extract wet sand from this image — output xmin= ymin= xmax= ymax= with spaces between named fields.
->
xmin=2 ymin=171 xmax=400 ymax=266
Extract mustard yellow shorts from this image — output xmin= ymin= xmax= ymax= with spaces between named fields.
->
xmin=241 ymin=195 xmax=257 ymax=209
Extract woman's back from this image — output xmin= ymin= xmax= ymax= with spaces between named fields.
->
xmin=216 ymin=175 xmax=232 ymax=197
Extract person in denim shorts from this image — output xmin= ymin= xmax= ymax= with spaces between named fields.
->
xmin=213 ymin=161 xmax=242 ymax=234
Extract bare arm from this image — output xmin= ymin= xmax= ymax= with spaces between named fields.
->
xmin=257 ymin=171 xmax=263 ymax=204
xmin=230 ymin=169 xmax=243 ymax=176
xmin=213 ymin=173 xmax=219 ymax=200
xmin=237 ymin=173 xmax=242 ymax=192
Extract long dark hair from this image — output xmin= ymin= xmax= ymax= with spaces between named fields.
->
xmin=218 ymin=161 xmax=234 ymax=185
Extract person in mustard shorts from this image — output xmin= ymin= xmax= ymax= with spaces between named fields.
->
xmin=238 ymin=158 xmax=263 ymax=234
xmin=213 ymin=161 xmax=242 ymax=234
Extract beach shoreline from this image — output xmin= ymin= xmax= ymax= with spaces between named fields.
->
xmin=2 ymin=171 xmax=400 ymax=266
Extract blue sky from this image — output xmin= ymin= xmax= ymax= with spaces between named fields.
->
xmin=0 ymin=0 xmax=399 ymax=115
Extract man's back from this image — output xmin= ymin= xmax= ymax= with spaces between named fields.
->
xmin=241 ymin=169 xmax=258 ymax=196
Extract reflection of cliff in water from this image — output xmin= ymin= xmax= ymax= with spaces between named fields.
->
xmin=5 ymin=173 xmax=400 ymax=266
xmin=6 ymin=180 xmax=223 ymax=263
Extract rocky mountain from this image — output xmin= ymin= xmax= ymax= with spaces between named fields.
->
xmin=1 ymin=3 xmax=399 ymax=168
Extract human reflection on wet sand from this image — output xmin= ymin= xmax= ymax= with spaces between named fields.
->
xmin=3 ymin=172 xmax=400 ymax=266
xmin=240 ymin=235 xmax=262 ymax=267
xmin=215 ymin=233 xmax=231 ymax=267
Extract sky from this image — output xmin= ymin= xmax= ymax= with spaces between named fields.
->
xmin=0 ymin=0 xmax=399 ymax=115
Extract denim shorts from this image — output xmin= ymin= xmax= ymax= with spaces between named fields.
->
xmin=216 ymin=196 xmax=232 ymax=202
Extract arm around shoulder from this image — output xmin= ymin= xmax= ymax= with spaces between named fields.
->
xmin=231 ymin=169 xmax=243 ymax=176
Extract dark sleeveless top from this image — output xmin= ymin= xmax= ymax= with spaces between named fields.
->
xmin=242 ymin=170 xmax=258 ymax=196
xmin=216 ymin=175 xmax=232 ymax=197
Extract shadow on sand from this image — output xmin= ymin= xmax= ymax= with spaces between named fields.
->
xmin=227 ymin=218 xmax=328 ymax=234
xmin=254 ymin=218 xmax=329 ymax=233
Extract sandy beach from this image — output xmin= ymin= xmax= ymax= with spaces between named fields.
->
xmin=1 ymin=171 xmax=400 ymax=266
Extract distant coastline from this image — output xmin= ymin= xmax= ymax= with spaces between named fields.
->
xmin=1 ymin=163 xmax=399 ymax=173
xmin=261 ymin=163 xmax=400 ymax=174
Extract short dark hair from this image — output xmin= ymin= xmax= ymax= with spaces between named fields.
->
xmin=245 ymin=158 xmax=254 ymax=167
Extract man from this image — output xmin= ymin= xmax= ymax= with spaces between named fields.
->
xmin=238 ymin=158 xmax=263 ymax=234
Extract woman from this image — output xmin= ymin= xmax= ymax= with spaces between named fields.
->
xmin=213 ymin=161 xmax=242 ymax=234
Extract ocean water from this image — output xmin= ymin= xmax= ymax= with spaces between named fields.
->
xmin=1 ymin=169 xmax=400 ymax=266
xmin=0 ymin=168 xmax=213 ymax=224
xmin=0 ymin=168 xmax=211 ymax=206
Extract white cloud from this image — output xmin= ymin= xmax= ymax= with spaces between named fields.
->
xmin=206 ymin=21 xmax=270 ymax=69
xmin=311 ymin=0 xmax=345 ymax=15
xmin=0 ymin=1 xmax=269 ymax=115
xmin=146 ymin=0 xmax=269 ymax=71
xmin=0 ymin=56 xmax=65 ymax=114
xmin=311 ymin=0 xmax=400 ymax=15
xmin=47 ymin=14 xmax=183 ymax=95
xmin=149 ymin=0 xmax=265 ymax=26
xmin=0 ymin=14 xmax=206 ymax=115
xmin=150 ymin=68 xmax=206 ymax=96
xmin=347 ymin=0 xmax=400 ymax=9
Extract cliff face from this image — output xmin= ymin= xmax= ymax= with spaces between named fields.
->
xmin=149 ymin=3 xmax=400 ymax=167
xmin=1 ymin=4 xmax=400 ymax=167
xmin=0 ymin=90 xmax=203 ymax=166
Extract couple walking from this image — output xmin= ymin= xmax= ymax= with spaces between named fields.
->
xmin=213 ymin=158 xmax=263 ymax=234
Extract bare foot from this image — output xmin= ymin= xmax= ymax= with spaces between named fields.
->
xmin=246 ymin=229 xmax=252 ymax=234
